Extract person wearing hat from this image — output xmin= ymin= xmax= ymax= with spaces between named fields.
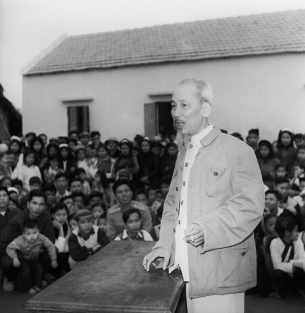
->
xmin=79 ymin=132 xmax=91 ymax=147
xmin=58 ymin=144 xmax=75 ymax=173
xmin=275 ymin=128 xmax=297 ymax=176
xmin=107 ymin=179 xmax=153 ymax=240
xmin=105 ymin=137 xmax=120 ymax=159
xmin=67 ymin=209 xmax=110 ymax=269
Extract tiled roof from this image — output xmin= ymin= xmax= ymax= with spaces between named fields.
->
xmin=25 ymin=10 xmax=305 ymax=75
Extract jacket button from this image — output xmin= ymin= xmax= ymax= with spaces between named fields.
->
xmin=241 ymin=252 xmax=246 ymax=256
xmin=189 ymin=144 xmax=193 ymax=149
xmin=176 ymin=208 xmax=178 ymax=212
xmin=181 ymin=201 xmax=183 ymax=205
xmin=176 ymin=187 xmax=178 ymax=191
xmin=185 ymin=163 xmax=188 ymax=167
xmin=183 ymin=182 xmax=185 ymax=186
xmin=214 ymin=172 xmax=218 ymax=176
xmin=178 ymin=220 xmax=181 ymax=224
xmin=173 ymin=229 xmax=176 ymax=233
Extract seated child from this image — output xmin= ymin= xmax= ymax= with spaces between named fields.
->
xmin=289 ymin=162 xmax=305 ymax=196
xmin=75 ymin=168 xmax=91 ymax=195
xmin=68 ymin=209 xmax=110 ymax=269
xmin=42 ymin=184 xmax=57 ymax=213
xmin=97 ymin=212 xmax=107 ymax=234
xmin=293 ymin=177 xmax=305 ymax=207
xmin=92 ymin=170 xmax=107 ymax=194
xmin=6 ymin=219 xmax=57 ymax=294
xmin=92 ymin=203 xmax=106 ymax=225
xmin=275 ymin=163 xmax=287 ymax=180
xmin=297 ymin=145 xmax=305 ymax=166
xmin=60 ymin=195 xmax=78 ymax=215
xmin=114 ymin=208 xmax=153 ymax=241
xmin=154 ymin=204 xmax=164 ymax=240
xmin=135 ymin=189 xmax=158 ymax=227
xmin=48 ymin=156 xmax=64 ymax=182
xmin=68 ymin=213 xmax=78 ymax=232
xmin=270 ymin=216 xmax=305 ymax=298
xmin=71 ymin=192 xmax=86 ymax=210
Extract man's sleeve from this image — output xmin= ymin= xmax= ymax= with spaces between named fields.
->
xmin=6 ymin=239 xmax=20 ymax=260
xmin=68 ymin=233 xmax=92 ymax=261
xmin=193 ymin=145 xmax=265 ymax=253
xmin=41 ymin=214 xmax=56 ymax=244
xmin=106 ymin=215 xmax=118 ymax=240
xmin=0 ymin=215 xmax=22 ymax=257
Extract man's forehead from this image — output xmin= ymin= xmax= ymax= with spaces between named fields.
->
xmin=172 ymin=83 xmax=197 ymax=101
xmin=31 ymin=196 xmax=45 ymax=203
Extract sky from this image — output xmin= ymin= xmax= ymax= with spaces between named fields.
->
xmin=1 ymin=0 xmax=305 ymax=110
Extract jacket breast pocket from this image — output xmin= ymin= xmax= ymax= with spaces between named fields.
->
xmin=202 ymin=167 xmax=227 ymax=197
xmin=217 ymin=246 xmax=252 ymax=288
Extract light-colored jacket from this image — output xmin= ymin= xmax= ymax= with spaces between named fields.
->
xmin=154 ymin=128 xmax=264 ymax=298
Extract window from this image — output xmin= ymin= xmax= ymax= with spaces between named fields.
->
xmin=67 ymin=106 xmax=90 ymax=133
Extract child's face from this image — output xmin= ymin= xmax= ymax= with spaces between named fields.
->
xmin=276 ymin=167 xmax=286 ymax=178
xmin=161 ymin=183 xmax=170 ymax=196
xmin=30 ymin=183 xmax=41 ymax=191
xmin=23 ymin=227 xmax=39 ymax=243
xmin=53 ymin=208 xmax=68 ymax=225
xmin=265 ymin=193 xmax=278 ymax=210
xmin=25 ymin=153 xmax=35 ymax=166
xmin=10 ymin=142 xmax=19 ymax=153
xmin=148 ymin=190 xmax=157 ymax=201
xmin=77 ymin=150 xmax=86 ymax=161
xmin=152 ymin=147 xmax=161 ymax=156
xmin=86 ymin=147 xmax=93 ymax=158
xmin=8 ymin=200 xmax=17 ymax=210
xmin=80 ymin=136 xmax=90 ymax=146
xmin=79 ymin=172 xmax=87 ymax=182
xmin=50 ymin=159 xmax=59 ymax=169
xmin=49 ymin=147 xmax=57 ymax=158
xmin=259 ymin=146 xmax=270 ymax=158
xmin=74 ymin=196 xmax=84 ymax=209
xmin=70 ymin=181 xmax=82 ymax=192
xmin=168 ymin=146 xmax=177 ymax=157
xmin=68 ymin=141 xmax=76 ymax=150
xmin=126 ymin=212 xmax=141 ymax=235
xmin=286 ymin=225 xmax=299 ymax=242
xmin=63 ymin=198 xmax=74 ymax=210
xmin=97 ymin=218 xmax=107 ymax=233
xmin=265 ymin=217 xmax=277 ymax=236
xmin=2 ymin=179 xmax=12 ymax=188
xmin=97 ymin=148 xmax=108 ymax=159
xmin=295 ymin=138 xmax=305 ymax=148
xmin=69 ymin=219 xmax=78 ymax=231
xmin=294 ymin=166 xmax=304 ymax=177
xmin=276 ymin=183 xmax=289 ymax=199
xmin=120 ymin=145 xmax=129 ymax=156
xmin=56 ymin=177 xmax=67 ymax=191
xmin=135 ymin=193 xmax=147 ymax=205
xmin=60 ymin=148 xmax=69 ymax=159
xmin=156 ymin=192 xmax=163 ymax=203
xmin=77 ymin=216 xmax=93 ymax=234
xmin=33 ymin=141 xmax=42 ymax=152
xmin=92 ymin=206 xmax=104 ymax=219
xmin=248 ymin=134 xmax=259 ymax=146
xmin=45 ymin=191 xmax=56 ymax=205
xmin=141 ymin=141 xmax=150 ymax=153
xmin=281 ymin=133 xmax=292 ymax=147
xmin=297 ymin=149 xmax=305 ymax=162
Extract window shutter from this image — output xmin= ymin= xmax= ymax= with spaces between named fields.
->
xmin=81 ymin=105 xmax=90 ymax=133
xmin=144 ymin=103 xmax=157 ymax=137
xmin=67 ymin=106 xmax=78 ymax=132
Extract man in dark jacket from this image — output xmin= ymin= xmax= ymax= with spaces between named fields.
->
xmin=0 ymin=190 xmax=55 ymax=292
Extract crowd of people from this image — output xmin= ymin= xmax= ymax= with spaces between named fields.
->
xmin=0 ymin=127 xmax=304 ymax=300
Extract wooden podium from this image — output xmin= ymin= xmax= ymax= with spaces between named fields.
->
xmin=22 ymin=241 xmax=186 ymax=313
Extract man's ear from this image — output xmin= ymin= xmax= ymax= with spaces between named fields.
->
xmin=202 ymin=102 xmax=211 ymax=118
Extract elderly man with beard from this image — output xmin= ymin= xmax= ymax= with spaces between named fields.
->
xmin=143 ymin=78 xmax=264 ymax=313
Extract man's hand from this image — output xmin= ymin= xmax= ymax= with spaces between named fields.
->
xmin=13 ymin=258 xmax=20 ymax=267
xmin=143 ymin=248 xmax=170 ymax=271
xmin=184 ymin=224 xmax=204 ymax=247
xmin=51 ymin=260 xmax=58 ymax=269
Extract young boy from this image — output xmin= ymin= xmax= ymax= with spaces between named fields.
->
xmin=71 ymin=192 xmax=86 ymax=210
xmin=160 ymin=176 xmax=171 ymax=198
xmin=29 ymin=177 xmax=42 ymax=191
xmin=6 ymin=219 xmax=57 ymax=294
xmin=75 ymin=168 xmax=91 ymax=195
xmin=97 ymin=213 xmax=107 ymax=234
xmin=54 ymin=173 xmax=70 ymax=202
xmin=41 ymin=184 xmax=57 ymax=213
xmin=114 ymin=209 xmax=153 ymax=241
xmin=290 ymin=162 xmax=305 ymax=196
xmin=294 ymin=134 xmax=305 ymax=149
xmin=68 ymin=209 xmax=110 ymax=269
xmin=270 ymin=216 xmax=305 ymax=298
xmin=92 ymin=203 xmax=106 ymax=224
xmin=297 ymin=145 xmax=305 ymax=165
xmin=275 ymin=163 xmax=287 ymax=179
xmin=48 ymin=156 xmax=64 ymax=182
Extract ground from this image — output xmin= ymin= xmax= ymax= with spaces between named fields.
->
xmin=1 ymin=283 xmax=305 ymax=313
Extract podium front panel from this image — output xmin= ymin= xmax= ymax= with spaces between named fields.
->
xmin=22 ymin=241 xmax=185 ymax=313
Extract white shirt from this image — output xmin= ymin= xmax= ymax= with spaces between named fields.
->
xmin=169 ymin=124 xmax=213 ymax=281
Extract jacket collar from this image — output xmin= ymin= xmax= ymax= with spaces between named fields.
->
xmin=200 ymin=128 xmax=221 ymax=147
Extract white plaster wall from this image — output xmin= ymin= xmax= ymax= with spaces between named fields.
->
xmin=23 ymin=53 xmax=305 ymax=142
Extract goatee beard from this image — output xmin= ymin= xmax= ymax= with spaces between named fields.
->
xmin=174 ymin=131 xmax=191 ymax=152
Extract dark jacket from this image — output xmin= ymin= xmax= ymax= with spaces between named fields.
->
xmin=0 ymin=208 xmax=21 ymax=238
xmin=0 ymin=209 xmax=55 ymax=258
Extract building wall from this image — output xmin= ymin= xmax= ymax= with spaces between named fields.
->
xmin=23 ymin=53 xmax=305 ymax=142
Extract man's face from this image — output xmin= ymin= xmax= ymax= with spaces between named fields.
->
xmin=0 ymin=190 xmax=9 ymax=209
xmin=265 ymin=193 xmax=278 ymax=210
xmin=294 ymin=166 xmax=304 ymax=178
xmin=275 ymin=183 xmax=289 ymax=199
xmin=248 ymin=134 xmax=259 ymax=147
xmin=297 ymin=149 xmax=305 ymax=162
xmin=135 ymin=193 xmax=147 ymax=205
xmin=78 ymin=216 xmax=93 ymax=235
xmin=115 ymin=184 xmax=132 ymax=205
xmin=56 ymin=177 xmax=67 ymax=191
xmin=28 ymin=196 xmax=45 ymax=218
xmin=126 ymin=212 xmax=141 ymax=235
xmin=74 ymin=196 xmax=84 ymax=209
xmin=71 ymin=181 xmax=82 ymax=192
xmin=90 ymin=196 xmax=102 ymax=207
xmin=23 ymin=227 xmax=39 ymax=243
xmin=171 ymin=83 xmax=207 ymax=135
